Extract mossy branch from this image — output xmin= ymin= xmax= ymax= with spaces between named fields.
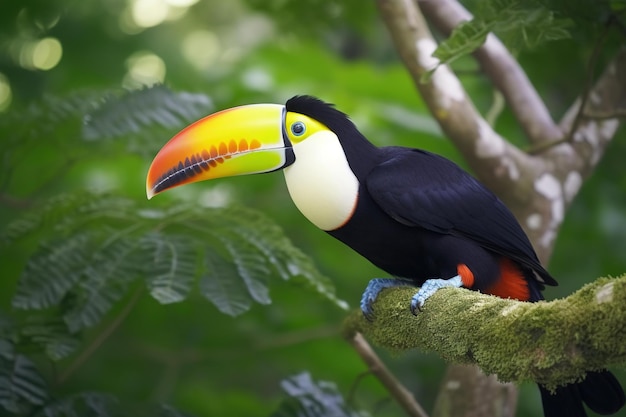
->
xmin=343 ymin=274 xmax=626 ymax=390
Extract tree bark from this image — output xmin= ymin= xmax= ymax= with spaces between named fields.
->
xmin=373 ymin=0 xmax=626 ymax=416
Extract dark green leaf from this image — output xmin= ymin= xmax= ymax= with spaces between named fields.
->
xmin=141 ymin=233 xmax=195 ymax=304
xmin=1 ymin=355 xmax=48 ymax=407
xmin=20 ymin=318 xmax=80 ymax=361
xmin=432 ymin=0 xmax=572 ymax=67
xmin=271 ymin=372 xmax=367 ymax=417
xmin=432 ymin=19 xmax=493 ymax=66
xmin=62 ymin=232 xmax=141 ymax=332
xmin=32 ymin=392 xmax=119 ymax=417
xmin=215 ymin=206 xmax=347 ymax=310
xmin=6 ymin=193 xmax=342 ymax=321
xmin=219 ymin=231 xmax=272 ymax=305
xmin=200 ymin=248 xmax=253 ymax=316
xmin=12 ymin=234 xmax=92 ymax=310
xmin=82 ymin=85 xmax=213 ymax=142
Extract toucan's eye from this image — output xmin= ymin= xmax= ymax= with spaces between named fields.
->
xmin=291 ymin=121 xmax=306 ymax=136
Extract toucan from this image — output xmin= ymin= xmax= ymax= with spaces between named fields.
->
xmin=146 ymin=95 xmax=624 ymax=417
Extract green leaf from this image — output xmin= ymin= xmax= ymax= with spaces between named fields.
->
xmin=0 ymin=355 xmax=48 ymax=412
xmin=31 ymin=393 xmax=196 ymax=417
xmin=215 ymin=206 xmax=347 ymax=309
xmin=82 ymin=85 xmax=213 ymax=142
xmin=271 ymin=372 xmax=367 ymax=417
xmin=200 ymin=248 xmax=253 ymax=316
xmin=432 ymin=19 xmax=493 ymax=66
xmin=32 ymin=392 xmax=119 ymax=417
xmin=492 ymin=6 xmax=573 ymax=51
xmin=0 ymin=340 xmax=14 ymax=361
xmin=219 ymin=231 xmax=272 ymax=305
xmin=12 ymin=234 xmax=92 ymax=310
xmin=5 ymin=193 xmax=342 ymax=322
xmin=62 ymin=231 xmax=141 ymax=332
xmin=20 ymin=318 xmax=81 ymax=361
xmin=141 ymin=233 xmax=195 ymax=304
xmin=432 ymin=0 xmax=572 ymax=67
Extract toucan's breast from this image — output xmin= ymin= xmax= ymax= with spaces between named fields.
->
xmin=283 ymin=130 xmax=359 ymax=231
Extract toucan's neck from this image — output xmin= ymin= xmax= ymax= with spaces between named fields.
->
xmin=283 ymin=130 xmax=360 ymax=231
xmin=336 ymin=126 xmax=381 ymax=179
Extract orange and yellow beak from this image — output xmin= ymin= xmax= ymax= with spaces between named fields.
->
xmin=146 ymin=103 xmax=294 ymax=199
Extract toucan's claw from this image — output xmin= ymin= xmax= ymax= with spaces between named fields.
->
xmin=360 ymin=278 xmax=413 ymax=320
xmin=410 ymin=275 xmax=463 ymax=314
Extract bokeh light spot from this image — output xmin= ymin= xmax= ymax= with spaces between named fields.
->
xmin=32 ymin=37 xmax=63 ymax=70
xmin=164 ymin=0 xmax=199 ymax=7
xmin=123 ymin=51 xmax=166 ymax=88
xmin=182 ymin=30 xmax=221 ymax=71
xmin=131 ymin=0 xmax=168 ymax=28
xmin=0 ymin=73 xmax=12 ymax=112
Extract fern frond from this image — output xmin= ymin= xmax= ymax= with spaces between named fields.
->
xmin=20 ymin=317 xmax=81 ymax=361
xmin=33 ymin=392 xmax=119 ymax=417
xmin=0 ymin=92 xmax=100 ymax=138
xmin=200 ymin=248 xmax=253 ymax=316
xmin=432 ymin=0 xmax=572 ymax=66
xmin=12 ymin=233 xmax=92 ymax=310
xmin=2 ymin=193 xmax=89 ymax=244
xmin=218 ymin=230 xmax=272 ymax=305
xmin=204 ymin=206 xmax=347 ymax=309
xmin=272 ymin=372 xmax=365 ymax=417
xmin=140 ymin=232 xmax=195 ymax=304
xmin=82 ymin=85 xmax=213 ymax=143
xmin=0 ymin=354 xmax=48 ymax=413
xmin=6 ymin=192 xmax=343 ymax=323
xmin=62 ymin=231 xmax=141 ymax=332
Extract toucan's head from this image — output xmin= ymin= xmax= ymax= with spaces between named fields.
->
xmin=146 ymin=95 xmax=374 ymax=230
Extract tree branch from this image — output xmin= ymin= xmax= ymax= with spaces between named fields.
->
xmin=556 ymin=47 xmax=626 ymax=181
xmin=348 ymin=333 xmax=430 ymax=417
xmin=343 ymin=274 xmax=626 ymax=391
xmin=375 ymin=0 xmax=535 ymax=198
xmin=417 ymin=0 xmax=562 ymax=144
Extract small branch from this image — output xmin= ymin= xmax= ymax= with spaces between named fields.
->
xmin=343 ymin=274 xmax=626 ymax=391
xmin=583 ymin=108 xmax=626 ymax=120
xmin=555 ymin=47 xmax=626 ymax=175
xmin=565 ymin=20 xmax=612 ymax=144
xmin=418 ymin=0 xmax=562 ymax=144
xmin=347 ymin=332 xmax=430 ymax=417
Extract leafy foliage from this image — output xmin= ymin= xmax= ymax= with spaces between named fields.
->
xmin=430 ymin=0 xmax=573 ymax=69
xmin=4 ymin=192 xmax=344 ymax=323
xmin=272 ymin=372 xmax=367 ymax=417
xmin=82 ymin=86 xmax=214 ymax=154
xmin=1 ymin=191 xmax=344 ymax=415
xmin=0 ymin=86 xmax=213 ymax=175
xmin=0 ymin=336 xmax=49 ymax=414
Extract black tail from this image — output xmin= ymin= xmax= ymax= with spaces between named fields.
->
xmin=540 ymin=370 xmax=625 ymax=417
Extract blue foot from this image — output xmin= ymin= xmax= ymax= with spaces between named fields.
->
xmin=410 ymin=275 xmax=463 ymax=314
xmin=360 ymin=278 xmax=413 ymax=320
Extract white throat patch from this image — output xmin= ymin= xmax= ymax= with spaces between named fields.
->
xmin=283 ymin=130 xmax=359 ymax=231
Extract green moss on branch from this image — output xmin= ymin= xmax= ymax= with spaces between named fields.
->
xmin=343 ymin=274 xmax=626 ymax=390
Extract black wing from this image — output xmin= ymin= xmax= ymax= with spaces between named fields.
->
xmin=366 ymin=148 xmax=556 ymax=286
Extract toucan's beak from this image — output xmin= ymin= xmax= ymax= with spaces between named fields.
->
xmin=146 ymin=103 xmax=294 ymax=199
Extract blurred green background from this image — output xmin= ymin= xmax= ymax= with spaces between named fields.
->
xmin=1 ymin=0 xmax=625 ymax=416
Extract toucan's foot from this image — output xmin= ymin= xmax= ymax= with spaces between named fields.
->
xmin=360 ymin=278 xmax=413 ymax=320
xmin=410 ymin=275 xmax=463 ymax=314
